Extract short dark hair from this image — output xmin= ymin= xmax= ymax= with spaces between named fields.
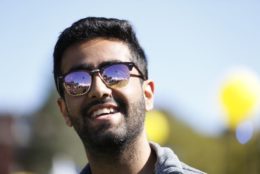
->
xmin=53 ymin=17 xmax=148 ymax=97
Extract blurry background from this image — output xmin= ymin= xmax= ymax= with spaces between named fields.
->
xmin=0 ymin=0 xmax=260 ymax=174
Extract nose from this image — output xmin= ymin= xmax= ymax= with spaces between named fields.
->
xmin=87 ymin=73 xmax=112 ymax=99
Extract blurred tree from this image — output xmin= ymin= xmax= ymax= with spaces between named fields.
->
xmin=14 ymin=88 xmax=260 ymax=174
xmin=17 ymin=90 xmax=85 ymax=174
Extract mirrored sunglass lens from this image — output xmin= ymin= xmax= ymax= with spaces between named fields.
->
xmin=64 ymin=71 xmax=91 ymax=95
xmin=102 ymin=64 xmax=130 ymax=87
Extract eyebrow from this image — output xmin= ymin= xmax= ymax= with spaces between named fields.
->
xmin=66 ymin=59 xmax=123 ymax=74
xmin=68 ymin=64 xmax=93 ymax=73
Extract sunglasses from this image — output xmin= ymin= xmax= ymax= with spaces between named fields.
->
xmin=58 ymin=62 xmax=145 ymax=96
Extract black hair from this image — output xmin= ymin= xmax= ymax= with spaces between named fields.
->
xmin=53 ymin=17 xmax=148 ymax=97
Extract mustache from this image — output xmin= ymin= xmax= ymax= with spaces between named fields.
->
xmin=81 ymin=97 xmax=124 ymax=116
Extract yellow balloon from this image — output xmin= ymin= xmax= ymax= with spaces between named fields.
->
xmin=220 ymin=69 xmax=260 ymax=129
xmin=145 ymin=110 xmax=171 ymax=145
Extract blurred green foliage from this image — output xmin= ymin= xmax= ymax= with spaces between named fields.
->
xmin=15 ymin=89 xmax=260 ymax=174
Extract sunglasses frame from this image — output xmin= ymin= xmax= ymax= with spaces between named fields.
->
xmin=57 ymin=62 xmax=146 ymax=96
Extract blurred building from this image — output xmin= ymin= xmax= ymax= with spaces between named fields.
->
xmin=0 ymin=115 xmax=14 ymax=174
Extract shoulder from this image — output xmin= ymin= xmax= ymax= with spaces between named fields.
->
xmin=79 ymin=164 xmax=91 ymax=174
xmin=180 ymin=162 xmax=206 ymax=174
xmin=150 ymin=142 xmax=206 ymax=174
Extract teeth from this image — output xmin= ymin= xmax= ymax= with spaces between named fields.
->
xmin=92 ymin=108 xmax=116 ymax=117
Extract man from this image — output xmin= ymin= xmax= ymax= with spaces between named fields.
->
xmin=53 ymin=17 xmax=205 ymax=174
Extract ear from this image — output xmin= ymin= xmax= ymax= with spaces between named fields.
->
xmin=57 ymin=98 xmax=72 ymax=127
xmin=143 ymin=80 xmax=155 ymax=111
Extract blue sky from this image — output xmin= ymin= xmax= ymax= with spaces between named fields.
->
xmin=0 ymin=0 xmax=259 ymax=136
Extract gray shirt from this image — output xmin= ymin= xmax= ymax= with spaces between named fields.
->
xmin=80 ymin=142 xmax=206 ymax=174
xmin=150 ymin=142 xmax=206 ymax=174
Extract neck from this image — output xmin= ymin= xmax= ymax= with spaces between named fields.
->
xmin=85 ymin=131 xmax=156 ymax=174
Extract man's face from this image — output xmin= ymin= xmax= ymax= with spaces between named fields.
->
xmin=58 ymin=38 xmax=154 ymax=153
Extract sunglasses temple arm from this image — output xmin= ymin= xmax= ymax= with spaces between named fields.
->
xmin=56 ymin=76 xmax=62 ymax=95
xmin=130 ymin=74 xmax=145 ymax=80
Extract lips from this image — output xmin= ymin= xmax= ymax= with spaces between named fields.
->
xmin=87 ymin=103 xmax=119 ymax=118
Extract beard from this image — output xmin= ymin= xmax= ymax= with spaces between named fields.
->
xmin=68 ymin=94 xmax=146 ymax=156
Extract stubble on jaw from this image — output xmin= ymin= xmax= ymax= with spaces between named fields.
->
xmin=67 ymin=94 xmax=146 ymax=158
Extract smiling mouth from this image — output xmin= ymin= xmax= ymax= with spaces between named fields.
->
xmin=91 ymin=107 xmax=119 ymax=118
xmin=87 ymin=103 xmax=120 ymax=119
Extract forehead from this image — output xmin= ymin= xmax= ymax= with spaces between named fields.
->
xmin=61 ymin=38 xmax=132 ymax=73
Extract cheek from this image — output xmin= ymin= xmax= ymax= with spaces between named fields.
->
xmin=128 ymin=80 xmax=143 ymax=96
xmin=64 ymin=96 xmax=84 ymax=116
xmin=115 ymin=80 xmax=144 ymax=104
